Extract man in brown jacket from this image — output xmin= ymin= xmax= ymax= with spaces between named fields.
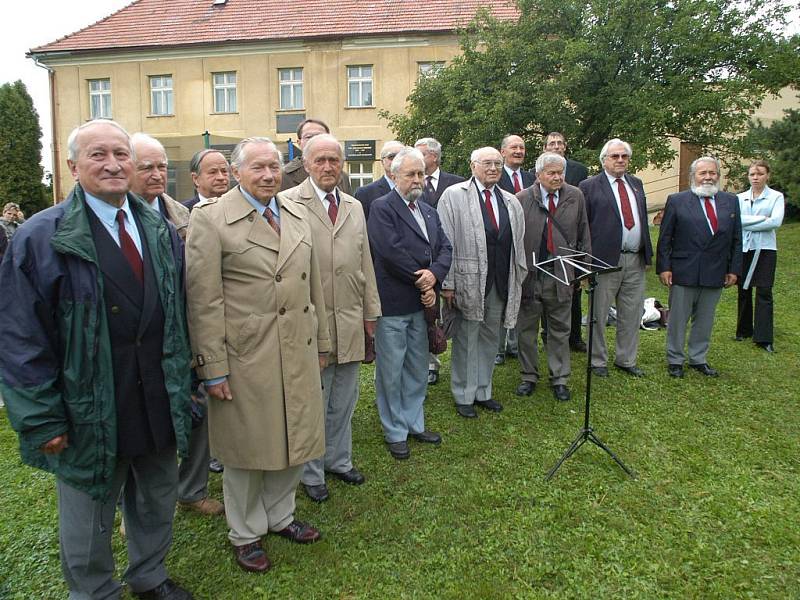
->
xmin=185 ymin=137 xmax=331 ymax=574
xmin=279 ymin=134 xmax=381 ymax=502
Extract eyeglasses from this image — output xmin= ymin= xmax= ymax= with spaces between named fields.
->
xmin=475 ymin=160 xmax=502 ymax=169
xmin=608 ymin=153 xmax=629 ymax=160
xmin=382 ymin=153 xmax=397 ymax=160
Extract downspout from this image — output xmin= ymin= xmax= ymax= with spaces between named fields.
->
xmin=31 ymin=55 xmax=60 ymax=204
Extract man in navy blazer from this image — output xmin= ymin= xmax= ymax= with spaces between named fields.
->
xmin=656 ymin=156 xmax=742 ymax=378
xmin=182 ymin=149 xmax=230 ymax=211
xmin=580 ymin=138 xmax=653 ymax=378
xmin=367 ymin=147 xmax=452 ymax=460
xmin=354 ymin=140 xmax=404 ymax=221
xmin=495 ymin=134 xmax=535 ymax=365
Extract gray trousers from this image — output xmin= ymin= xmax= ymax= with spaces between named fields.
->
xmin=518 ymin=276 xmax=572 ymax=386
xmin=451 ymin=287 xmax=505 ymax=405
xmin=177 ymin=412 xmax=211 ymax=503
xmin=591 ymin=252 xmax=645 ymax=368
xmin=223 ymin=465 xmax=301 ymax=546
xmin=497 ymin=325 xmax=518 ymax=354
xmin=666 ymin=284 xmax=723 ymax=365
xmin=302 ymin=360 xmax=360 ymax=486
xmin=57 ymin=445 xmax=178 ymax=599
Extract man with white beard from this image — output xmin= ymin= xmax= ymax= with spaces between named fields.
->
xmin=656 ymin=156 xmax=742 ymax=378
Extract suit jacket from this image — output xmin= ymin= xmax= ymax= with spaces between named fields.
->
xmin=354 ymin=175 xmax=392 ymax=222
xmin=367 ymin=189 xmax=452 ymax=317
xmin=565 ymin=159 xmax=589 ymax=186
xmin=656 ymin=190 xmax=742 ymax=287
xmin=580 ymin=172 xmax=653 ymax=266
xmin=421 ymin=170 xmax=466 ymax=208
xmin=278 ymin=179 xmax=381 ymax=363
xmin=182 ymin=194 xmax=201 ymax=212
xmin=438 ymin=179 xmax=527 ymax=327
xmin=517 ymin=183 xmax=592 ymax=302
xmin=185 ymin=186 xmax=331 ymax=470
xmin=498 ymin=168 xmax=535 ymax=195
xmin=281 ymin=156 xmax=352 ymax=194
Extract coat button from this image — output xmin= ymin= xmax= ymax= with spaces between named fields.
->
xmin=275 ymin=274 xmax=282 ymax=282
xmin=248 ymin=215 xmax=254 ymax=222
xmin=111 ymin=305 xmax=120 ymax=314
xmin=335 ymin=267 xmax=343 ymax=275
xmin=301 ymin=272 xmax=307 ymax=280
xmin=304 ymin=306 xmax=309 ymax=313
xmin=279 ymin=307 xmax=286 ymax=315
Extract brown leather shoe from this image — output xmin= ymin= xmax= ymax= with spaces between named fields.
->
xmin=179 ymin=497 xmax=224 ymax=516
xmin=273 ymin=520 xmax=321 ymax=544
xmin=233 ymin=541 xmax=271 ymax=573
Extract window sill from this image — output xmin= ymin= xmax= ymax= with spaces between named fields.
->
xmin=210 ymin=112 xmax=240 ymax=115
xmin=147 ymin=114 xmax=175 ymax=118
xmin=345 ymin=105 xmax=376 ymax=110
xmin=276 ymin=108 xmax=305 ymax=113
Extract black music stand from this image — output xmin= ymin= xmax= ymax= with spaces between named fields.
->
xmin=532 ymin=250 xmax=636 ymax=480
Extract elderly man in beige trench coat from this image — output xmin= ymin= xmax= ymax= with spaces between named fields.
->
xmin=279 ymin=134 xmax=381 ymax=503
xmin=185 ymin=137 xmax=331 ymax=574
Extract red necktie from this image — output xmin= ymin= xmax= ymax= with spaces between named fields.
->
xmin=116 ymin=209 xmax=143 ymax=284
xmin=408 ymin=200 xmax=416 ymax=211
xmin=483 ymin=189 xmax=499 ymax=231
xmin=512 ymin=171 xmax=521 ymax=193
xmin=547 ymin=193 xmax=556 ymax=254
xmin=263 ymin=207 xmax=280 ymax=235
xmin=326 ymin=193 xmax=338 ymax=224
xmin=704 ymin=197 xmax=718 ymax=234
xmin=425 ymin=176 xmax=435 ymax=196
xmin=615 ymin=178 xmax=635 ymax=230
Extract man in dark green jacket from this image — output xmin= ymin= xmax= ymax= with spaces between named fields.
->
xmin=0 ymin=120 xmax=194 ymax=600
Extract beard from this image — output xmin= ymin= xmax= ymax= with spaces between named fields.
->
xmin=402 ymin=187 xmax=423 ymax=202
xmin=691 ymin=182 xmax=719 ymax=197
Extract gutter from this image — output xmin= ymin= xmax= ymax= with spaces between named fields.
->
xmin=30 ymin=54 xmax=61 ymax=204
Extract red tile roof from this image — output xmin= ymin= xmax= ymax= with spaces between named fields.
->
xmin=31 ymin=0 xmax=519 ymax=54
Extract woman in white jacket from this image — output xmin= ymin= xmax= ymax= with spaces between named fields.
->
xmin=735 ymin=160 xmax=785 ymax=352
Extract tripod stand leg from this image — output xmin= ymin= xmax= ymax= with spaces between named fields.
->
xmin=545 ymin=429 xmax=589 ymax=480
xmin=586 ymin=431 xmax=636 ymax=478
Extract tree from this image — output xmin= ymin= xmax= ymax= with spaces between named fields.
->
xmin=0 ymin=80 xmax=49 ymax=216
xmin=383 ymin=0 xmax=800 ymax=176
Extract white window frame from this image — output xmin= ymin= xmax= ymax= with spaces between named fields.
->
xmin=348 ymin=161 xmax=374 ymax=190
xmin=88 ymin=78 xmax=112 ymax=119
xmin=212 ymin=71 xmax=237 ymax=113
xmin=149 ymin=75 xmax=174 ymax=116
xmin=279 ymin=68 xmax=304 ymax=110
xmin=347 ymin=65 xmax=373 ymax=108
xmin=418 ymin=61 xmax=445 ymax=80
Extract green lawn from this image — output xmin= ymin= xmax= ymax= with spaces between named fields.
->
xmin=1 ymin=224 xmax=798 ymax=599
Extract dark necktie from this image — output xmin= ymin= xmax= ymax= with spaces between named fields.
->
xmin=263 ymin=207 xmax=280 ymax=236
xmin=547 ymin=193 xmax=556 ymax=254
xmin=615 ymin=178 xmax=635 ymax=230
xmin=704 ymin=197 xmax=718 ymax=234
xmin=425 ymin=176 xmax=435 ymax=196
xmin=116 ymin=209 xmax=143 ymax=284
xmin=408 ymin=200 xmax=416 ymax=211
xmin=512 ymin=171 xmax=521 ymax=193
xmin=326 ymin=193 xmax=338 ymax=224
xmin=483 ymin=189 xmax=499 ymax=231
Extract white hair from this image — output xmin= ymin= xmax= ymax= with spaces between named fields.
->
xmin=230 ymin=137 xmax=283 ymax=169
xmin=414 ymin=137 xmax=442 ymax=159
xmin=130 ymin=132 xmax=168 ymax=164
xmin=67 ymin=119 xmax=132 ymax=161
xmin=470 ymin=147 xmax=501 ymax=162
xmin=534 ymin=152 xmax=566 ymax=173
xmin=380 ymin=140 xmax=404 ymax=159
xmin=390 ymin=147 xmax=425 ymax=175
xmin=303 ymin=133 xmax=344 ymax=162
xmin=689 ymin=156 xmax=721 ymax=179
xmin=599 ymin=138 xmax=633 ymax=163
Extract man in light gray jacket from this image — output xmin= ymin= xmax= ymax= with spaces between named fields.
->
xmin=438 ymin=147 xmax=527 ymax=418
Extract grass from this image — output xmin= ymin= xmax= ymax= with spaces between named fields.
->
xmin=1 ymin=224 xmax=799 ymax=599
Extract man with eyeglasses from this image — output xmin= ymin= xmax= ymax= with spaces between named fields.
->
xmin=579 ymin=139 xmax=652 ymax=379
xmin=438 ymin=148 xmax=526 ymax=418
xmin=354 ymin=140 xmax=404 ymax=221
xmin=281 ymin=118 xmax=352 ymax=194
xmin=543 ymin=132 xmax=590 ymax=353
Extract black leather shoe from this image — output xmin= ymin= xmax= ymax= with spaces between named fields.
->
xmin=329 ymin=467 xmax=365 ymax=485
xmin=475 ymin=398 xmax=503 ymax=412
xmin=409 ymin=430 xmax=442 ymax=444
xmin=134 ymin=579 xmax=193 ymax=599
xmin=232 ymin=542 xmax=271 ymax=573
xmin=506 ymin=350 xmax=518 ymax=359
xmin=552 ymin=385 xmax=570 ymax=402
xmin=494 ymin=353 xmax=505 ymax=365
xmin=733 ymin=335 xmax=747 ymax=341
xmin=591 ymin=366 xmax=609 ymax=377
xmin=615 ymin=364 xmax=645 ymax=377
xmin=274 ymin=520 xmax=321 ymax=544
xmin=668 ymin=364 xmax=684 ymax=378
xmin=689 ymin=363 xmax=719 ymax=377
xmin=570 ymin=340 xmax=587 ymax=353
xmin=387 ymin=440 xmax=410 ymax=459
xmin=427 ymin=370 xmax=439 ymax=385
xmin=515 ymin=381 xmax=536 ymax=396
xmin=208 ymin=458 xmax=224 ymax=473
xmin=756 ymin=342 xmax=774 ymax=353
xmin=303 ymin=483 xmax=329 ymax=502
xmin=456 ymin=404 xmax=478 ymax=418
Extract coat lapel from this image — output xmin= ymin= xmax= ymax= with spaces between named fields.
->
xmin=390 ymin=190 xmax=429 ymax=244
xmin=225 ymin=187 xmax=281 ymax=254
xmin=275 ymin=198 xmax=306 ymax=273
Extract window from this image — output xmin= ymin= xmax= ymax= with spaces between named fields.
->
xmin=279 ymin=68 xmax=303 ymax=110
xmin=149 ymin=75 xmax=174 ymax=116
xmin=347 ymin=65 xmax=373 ymax=107
xmin=88 ymin=79 xmax=112 ymax=119
xmin=167 ymin=165 xmax=177 ymax=199
xmin=418 ymin=61 xmax=445 ymax=80
xmin=212 ymin=72 xmax=237 ymax=113
xmin=348 ymin=162 xmax=374 ymax=190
